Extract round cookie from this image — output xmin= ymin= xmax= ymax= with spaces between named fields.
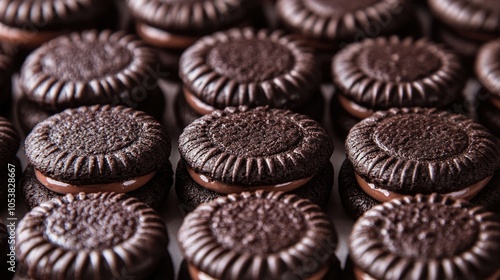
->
xmin=17 ymin=29 xmax=165 ymax=134
xmin=0 ymin=0 xmax=116 ymax=50
xmin=22 ymin=105 xmax=172 ymax=209
xmin=175 ymin=160 xmax=334 ymax=211
xmin=339 ymin=108 xmax=500 ymax=218
xmin=475 ymin=39 xmax=500 ymax=137
xmin=178 ymin=191 xmax=339 ymax=280
xmin=332 ymin=36 xmax=464 ymax=121
xmin=177 ymin=106 xmax=334 ymax=208
xmin=350 ymin=194 xmax=500 ymax=280
xmin=179 ymin=28 xmax=321 ymax=115
xmin=16 ymin=192 xmax=172 ymax=280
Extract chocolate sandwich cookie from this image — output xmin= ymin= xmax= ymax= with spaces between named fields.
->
xmin=126 ymin=0 xmax=259 ymax=79
xmin=331 ymin=36 xmax=464 ymax=136
xmin=475 ymin=39 xmax=500 ymax=137
xmin=176 ymin=106 xmax=334 ymax=210
xmin=349 ymin=194 xmax=500 ymax=280
xmin=0 ymin=48 xmax=12 ymax=117
xmin=276 ymin=0 xmax=417 ymax=80
xmin=17 ymin=29 xmax=165 ymax=135
xmin=16 ymin=192 xmax=173 ymax=280
xmin=339 ymin=108 xmax=499 ymax=219
xmin=21 ymin=105 xmax=173 ymax=210
xmin=0 ymin=117 xmax=20 ymax=210
xmin=429 ymin=0 xmax=500 ymax=60
xmin=177 ymin=28 xmax=323 ymax=127
xmin=178 ymin=191 xmax=340 ymax=280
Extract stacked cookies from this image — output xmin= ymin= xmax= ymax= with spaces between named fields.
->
xmin=176 ymin=106 xmax=334 ymax=210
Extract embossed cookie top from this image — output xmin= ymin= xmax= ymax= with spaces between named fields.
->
xmin=25 ymin=105 xmax=170 ymax=185
xmin=350 ymin=194 xmax=500 ymax=280
xmin=179 ymin=107 xmax=333 ymax=186
xmin=127 ymin=0 xmax=257 ymax=35
xmin=277 ymin=0 xmax=411 ymax=41
xmin=180 ymin=28 xmax=320 ymax=109
xmin=476 ymin=39 xmax=500 ymax=97
xmin=333 ymin=37 xmax=464 ymax=110
xmin=206 ymin=39 xmax=295 ymax=83
xmin=346 ymin=108 xmax=499 ymax=193
xmin=17 ymin=192 xmax=168 ymax=280
xmin=20 ymin=30 xmax=157 ymax=110
xmin=429 ymin=0 xmax=500 ymax=34
xmin=178 ymin=191 xmax=337 ymax=280
xmin=0 ymin=117 xmax=19 ymax=165
xmin=0 ymin=0 xmax=109 ymax=30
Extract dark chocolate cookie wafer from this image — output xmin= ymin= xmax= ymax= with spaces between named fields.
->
xmin=179 ymin=28 xmax=322 ymax=118
xmin=0 ymin=48 xmax=12 ymax=117
xmin=349 ymin=194 xmax=500 ymax=280
xmin=18 ymin=30 xmax=165 ymax=134
xmin=0 ymin=0 xmax=115 ymax=50
xmin=21 ymin=105 xmax=172 ymax=209
xmin=475 ymin=39 xmax=500 ymax=137
xmin=16 ymin=192 xmax=173 ymax=280
xmin=339 ymin=108 xmax=499 ymax=218
xmin=332 ymin=36 xmax=464 ymax=123
xmin=178 ymin=191 xmax=339 ymax=280
xmin=176 ymin=106 xmax=334 ymax=208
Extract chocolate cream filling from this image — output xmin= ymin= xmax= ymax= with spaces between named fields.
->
xmin=188 ymin=263 xmax=329 ymax=280
xmin=0 ymin=21 xmax=63 ymax=49
xmin=355 ymin=173 xmax=493 ymax=203
xmin=354 ymin=264 xmax=500 ymax=280
xmin=183 ymin=87 xmax=217 ymax=115
xmin=136 ymin=22 xmax=199 ymax=50
xmin=34 ymin=169 xmax=156 ymax=194
xmin=187 ymin=167 xmax=313 ymax=194
xmin=338 ymin=95 xmax=374 ymax=120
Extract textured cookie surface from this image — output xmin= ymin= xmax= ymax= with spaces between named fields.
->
xmin=0 ymin=117 xmax=19 ymax=165
xmin=25 ymin=105 xmax=170 ymax=185
xmin=175 ymin=160 xmax=334 ymax=210
xmin=180 ymin=28 xmax=320 ymax=109
xmin=22 ymin=164 xmax=173 ymax=211
xmin=179 ymin=106 xmax=333 ymax=186
xmin=20 ymin=30 xmax=158 ymax=110
xmin=476 ymin=39 xmax=500 ymax=98
xmin=127 ymin=0 xmax=257 ymax=35
xmin=178 ymin=191 xmax=337 ymax=280
xmin=276 ymin=0 xmax=412 ymax=41
xmin=333 ymin=37 xmax=464 ymax=110
xmin=477 ymin=95 xmax=500 ymax=137
xmin=429 ymin=0 xmax=500 ymax=34
xmin=346 ymin=108 xmax=499 ymax=193
xmin=0 ymin=0 xmax=109 ymax=30
xmin=350 ymin=194 xmax=500 ymax=280
xmin=16 ymin=192 xmax=169 ymax=280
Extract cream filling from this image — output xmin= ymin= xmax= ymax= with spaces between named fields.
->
xmin=355 ymin=173 xmax=492 ymax=203
xmin=183 ymin=87 xmax=217 ymax=115
xmin=338 ymin=95 xmax=374 ymax=120
xmin=136 ymin=22 xmax=199 ymax=49
xmin=188 ymin=263 xmax=329 ymax=280
xmin=187 ymin=167 xmax=313 ymax=194
xmin=0 ymin=21 xmax=62 ymax=49
xmin=35 ymin=169 xmax=155 ymax=194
